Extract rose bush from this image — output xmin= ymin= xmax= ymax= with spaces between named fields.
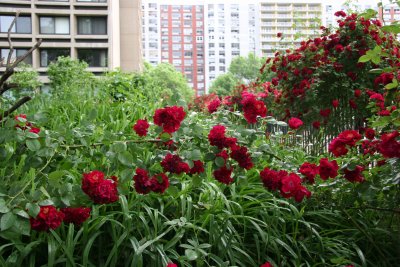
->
xmin=0 ymin=9 xmax=399 ymax=267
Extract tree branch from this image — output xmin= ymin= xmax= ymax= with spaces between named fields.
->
xmin=61 ymin=139 xmax=165 ymax=149
xmin=0 ymin=96 xmax=32 ymax=122
xmin=6 ymin=12 xmax=19 ymax=66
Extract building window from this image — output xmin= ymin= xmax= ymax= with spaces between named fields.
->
xmin=77 ymin=16 xmax=107 ymax=35
xmin=0 ymin=48 xmax=32 ymax=65
xmin=40 ymin=48 xmax=70 ymax=67
xmin=77 ymin=0 xmax=107 ymax=2
xmin=0 ymin=15 xmax=31 ymax=33
xmin=77 ymin=49 xmax=107 ymax=67
xmin=39 ymin=17 xmax=70 ymax=34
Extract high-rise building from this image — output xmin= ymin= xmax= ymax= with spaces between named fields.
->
xmin=142 ymin=0 xmax=261 ymax=95
xmin=260 ymin=0 xmax=324 ymax=57
xmin=205 ymin=1 xmax=261 ymax=87
xmin=0 ymin=0 xmax=143 ymax=82
xmin=326 ymin=0 xmax=378 ymax=27
xmin=379 ymin=3 xmax=400 ymax=23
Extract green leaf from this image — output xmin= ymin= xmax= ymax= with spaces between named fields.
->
xmin=14 ymin=218 xmax=30 ymax=236
xmin=215 ymin=157 xmax=225 ymax=167
xmin=160 ymin=132 xmax=171 ymax=141
xmin=381 ymin=25 xmax=400 ymax=34
xmin=26 ymin=139 xmax=41 ymax=151
xmin=48 ymin=170 xmax=65 ymax=180
xmin=111 ymin=142 xmax=127 ymax=153
xmin=190 ymin=150 xmax=202 ymax=161
xmin=118 ymin=151 xmax=133 ymax=166
xmin=26 ymin=203 xmax=40 ymax=218
xmin=13 ymin=209 xmax=29 ymax=219
xmin=0 ymin=199 xmax=10 ymax=213
xmin=368 ymin=68 xmax=383 ymax=74
xmin=26 ymin=132 xmax=39 ymax=139
xmin=358 ymin=55 xmax=371 ymax=63
xmin=185 ymin=249 xmax=198 ymax=261
xmin=204 ymin=152 xmax=215 ymax=161
xmin=385 ymin=79 xmax=398 ymax=90
xmin=1 ymin=212 xmax=17 ymax=231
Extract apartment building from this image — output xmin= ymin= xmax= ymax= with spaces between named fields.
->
xmin=260 ymin=0 xmax=324 ymax=57
xmin=204 ymin=1 xmax=261 ymax=87
xmin=142 ymin=0 xmax=261 ymax=95
xmin=0 ymin=0 xmax=142 ymax=82
xmin=379 ymin=3 xmax=400 ymax=23
xmin=326 ymin=0 xmax=378 ymax=27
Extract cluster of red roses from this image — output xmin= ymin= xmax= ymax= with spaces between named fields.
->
xmin=133 ymin=106 xmax=186 ymax=137
xmin=258 ymin=10 xmax=398 ymax=130
xmin=15 ymin=114 xmax=40 ymax=134
xmin=82 ymin=170 xmax=119 ymax=204
xmin=30 ymin=205 xmax=91 ymax=232
xmin=327 ymin=128 xmax=400 ymax=181
xmin=208 ymin=125 xmax=253 ymax=184
xmin=260 ymin=167 xmax=312 ymax=203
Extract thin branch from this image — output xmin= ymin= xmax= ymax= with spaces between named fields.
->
xmin=0 ymin=96 xmax=31 ymax=122
xmin=347 ymin=206 xmax=400 ymax=214
xmin=61 ymin=139 xmax=165 ymax=149
xmin=0 ymin=39 xmax=42 ymax=95
xmin=6 ymin=12 xmax=19 ymax=66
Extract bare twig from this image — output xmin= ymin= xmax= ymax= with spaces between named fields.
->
xmin=0 ymin=96 xmax=32 ymax=122
xmin=6 ymin=12 xmax=19 ymax=66
xmin=61 ymin=139 xmax=165 ymax=149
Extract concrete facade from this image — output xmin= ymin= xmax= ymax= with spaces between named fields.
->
xmin=0 ymin=0 xmax=142 ymax=82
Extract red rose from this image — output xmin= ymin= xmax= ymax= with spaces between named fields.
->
xmin=82 ymin=170 xmax=118 ymax=204
xmin=365 ymin=128 xmax=375 ymax=140
xmin=334 ymin=11 xmax=346 ymax=17
xmin=378 ymin=131 xmax=400 ymax=158
xmin=213 ymin=166 xmax=234 ymax=185
xmin=29 ymin=127 xmax=41 ymax=134
xmin=166 ymin=263 xmax=178 ymax=267
xmin=149 ymin=173 xmax=170 ymax=193
xmin=133 ymin=168 xmax=152 ymax=194
xmin=299 ymin=162 xmax=319 ymax=183
xmin=312 ymin=121 xmax=321 ymax=129
xmin=288 ymin=117 xmax=303 ymax=129
xmin=208 ymin=125 xmax=237 ymax=149
xmin=280 ymin=173 xmax=302 ymax=198
xmin=294 ymin=186 xmax=312 ymax=202
xmin=354 ymin=89 xmax=361 ymax=97
xmin=260 ymin=168 xmax=285 ymax=191
xmin=332 ymin=99 xmax=339 ymax=108
xmin=349 ymin=99 xmax=357 ymax=109
xmin=241 ymin=91 xmax=267 ymax=124
xmin=61 ymin=207 xmax=91 ymax=225
xmin=230 ymin=145 xmax=253 ymax=170
xmin=277 ymin=32 xmax=282 ymax=38
xmin=343 ymin=165 xmax=365 ymax=183
xmin=260 ymin=262 xmax=273 ymax=267
xmin=82 ymin=170 xmax=104 ymax=196
xmin=328 ymin=138 xmax=349 ymax=157
xmin=30 ymin=205 xmax=64 ymax=232
xmin=90 ymin=179 xmax=119 ymax=204
xmin=161 ymin=153 xmax=190 ymax=174
xmin=153 ymin=106 xmax=186 ymax=133
xmin=338 ymin=130 xmax=362 ymax=146
xmin=133 ymin=119 xmax=150 ymax=137
xmin=207 ymin=98 xmax=221 ymax=113
xmin=319 ymin=109 xmax=331 ymax=117
xmin=318 ymin=158 xmax=339 ymax=180
xmin=189 ymin=160 xmax=205 ymax=175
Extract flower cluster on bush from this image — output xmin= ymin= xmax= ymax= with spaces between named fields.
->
xmin=15 ymin=114 xmax=40 ymax=134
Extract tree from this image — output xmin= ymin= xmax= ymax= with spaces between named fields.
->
xmin=47 ymin=56 xmax=96 ymax=92
xmin=143 ymin=63 xmax=194 ymax=103
xmin=209 ymin=73 xmax=240 ymax=97
xmin=228 ymin=53 xmax=265 ymax=82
